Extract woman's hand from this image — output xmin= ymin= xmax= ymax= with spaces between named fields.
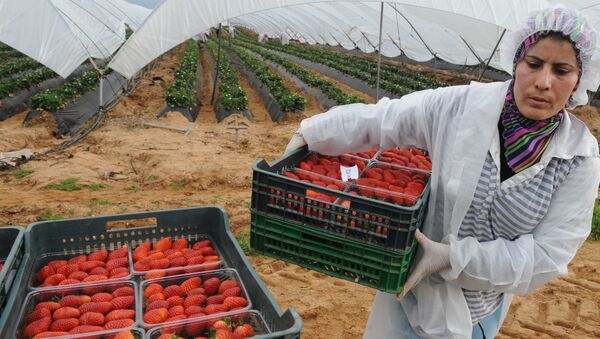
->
xmin=397 ymin=229 xmax=451 ymax=300
xmin=284 ymin=129 xmax=306 ymax=155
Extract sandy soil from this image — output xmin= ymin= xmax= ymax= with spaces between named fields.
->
xmin=1 ymin=43 xmax=599 ymax=339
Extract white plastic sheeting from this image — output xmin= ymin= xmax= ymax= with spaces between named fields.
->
xmin=0 ymin=0 xmax=151 ymax=78
xmin=108 ymin=0 xmax=549 ymax=79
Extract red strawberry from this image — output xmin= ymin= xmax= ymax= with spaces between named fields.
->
xmin=157 ymin=334 xmax=180 ymax=339
xmin=147 ymin=300 xmax=169 ymax=311
xmin=79 ymin=312 xmax=105 ymax=326
xmin=146 ymin=293 xmax=166 ymax=305
xmin=153 ymin=237 xmax=172 ymax=252
xmin=215 ymin=329 xmax=234 ymax=339
xmin=200 ymin=247 xmax=215 ymax=256
xmin=165 ymin=250 xmax=182 ymax=259
xmin=35 ymin=265 xmax=55 ymax=283
xmin=112 ymin=286 xmax=135 ymax=298
xmin=57 ymin=264 xmax=80 ymax=277
xmin=233 ymin=324 xmax=254 ymax=338
xmin=166 ymin=295 xmax=184 ymax=307
xmin=172 ymin=238 xmax=188 ymax=250
xmin=34 ymin=302 xmax=61 ymax=313
xmin=169 ymin=257 xmax=187 ymax=267
xmin=44 ymin=273 xmax=66 ymax=285
xmin=50 ymin=318 xmax=79 ymax=332
xmin=79 ymin=301 xmax=111 ymax=315
xmin=221 ymin=287 xmax=241 ymax=298
xmin=187 ymin=288 xmax=205 ymax=296
xmin=27 ymin=308 xmax=51 ymax=324
xmin=183 ymin=250 xmax=203 ymax=259
xmin=162 ymin=315 xmax=187 ymax=334
xmin=68 ymin=271 xmax=88 ymax=281
xmin=106 ymin=257 xmax=129 ymax=271
xmin=59 ymin=295 xmax=91 ymax=308
xmin=184 ymin=313 xmax=207 ymax=336
xmin=144 ymin=270 xmax=166 ymax=280
xmin=223 ymin=297 xmax=247 ymax=310
xmin=133 ymin=245 xmax=149 ymax=262
xmin=111 ymin=296 xmax=134 ymax=310
xmin=23 ymin=317 xmax=51 ymax=338
xmin=185 ymin=256 xmax=205 ymax=268
xmin=183 ymin=294 xmax=206 ymax=309
xmin=52 ymin=307 xmax=80 ymax=320
xmin=168 ymin=305 xmax=185 ymax=317
xmin=47 ymin=260 xmax=68 ymax=271
xmin=218 ymin=280 xmax=238 ymax=294
xmin=144 ymin=283 xmax=164 ymax=297
xmin=68 ymin=325 xmax=104 ymax=334
xmin=105 ymin=309 xmax=136 ymax=322
xmin=133 ymin=261 xmax=151 ymax=272
xmin=163 ymin=285 xmax=183 ymax=298
xmin=202 ymin=278 xmax=221 ymax=295
xmin=82 ymin=274 xmax=108 ymax=283
xmin=91 ymin=293 xmax=113 ymax=303
xmin=104 ymin=318 xmax=135 ymax=330
xmin=67 ymin=255 xmax=87 ymax=266
xmin=109 ymin=267 xmax=129 ymax=276
xmin=204 ymin=304 xmax=228 ymax=315
xmin=150 ymin=259 xmax=170 ymax=270
xmin=111 ymin=271 xmax=130 ymax=279
xmin=89 ymin=267 xmax=109 ymax=276
xmin=32 ymin=331 xmax=70 ymax=338
xmin=184 ymin=305 xmax=204 ymax=316
xmin=107 ymin=247 xmax=128 ymax=260
xmin=113 ymin=330 xmax=136 ymax=339
xmin=143 ymin=308 xmax=169 ymax=324
xmin=179 ymin=277 xmax=202 ymax=295
xmin=58 ymin=278 xmax=81 ymax=286
xmin=78 ymin=260 xmax=106 ymax=273
xmin=206 ymin=295 xmax=226 ymax=305
xmin=192 ymin=239 xmax=211 ymax=249
xmin=87 ymin=249 xmax=108 ymax=262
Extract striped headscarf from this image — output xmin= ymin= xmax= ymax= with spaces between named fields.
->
xmin=500 ymin=31 xmax=580 ymax=173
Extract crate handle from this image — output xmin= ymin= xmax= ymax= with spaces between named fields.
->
xmin=105 ymin=217 xmax=158 ymax=231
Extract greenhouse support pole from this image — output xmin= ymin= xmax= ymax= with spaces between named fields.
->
xmin=376 ymin=1 xmax=384 ymax=100
xmin=479 ymin=29 xmax=506 ymax=81
xmin=211 ymin=23 xmax=223 ymax=105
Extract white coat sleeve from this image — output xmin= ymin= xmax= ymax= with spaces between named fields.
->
xmin=300 ymin=90 xmax=433 ymax=155
xmin=440 ymin=156 xmax=600 ymax=294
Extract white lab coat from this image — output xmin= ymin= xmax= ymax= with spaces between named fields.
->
xmin=299 ymin=80 xmax=600 ymax=338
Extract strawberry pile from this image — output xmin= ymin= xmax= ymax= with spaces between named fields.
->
xmin=142 ymin=274 xmax=249 ymax=329
xmin=132 ymin=237 xmax=221 ymax=279
xmin=33 ymin=247 xmax=130 ymax=288
xmin=378 ymin=147 xmax=432 ymax=170
xmin=351 ymin=162 xmax=428 ymax=206
xmin=20 ymin=284 xmax=136 ymax=338
xmin=156 ymin=315 xmax=256 ymax=339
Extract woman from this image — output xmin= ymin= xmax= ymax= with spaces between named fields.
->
xmin=285 ymin=5 xmax=600 ymax=338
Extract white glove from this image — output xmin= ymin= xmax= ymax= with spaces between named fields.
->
xmin=397 ymin=229 xmax=450 ymax=300
xmin=284 ymin=129 xmax=307 ymax=155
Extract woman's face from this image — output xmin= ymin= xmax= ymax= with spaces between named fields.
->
xmin=513 ymin=37 xmax=580 ymax=120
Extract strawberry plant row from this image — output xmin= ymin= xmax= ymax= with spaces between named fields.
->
xmin=233 ymin=40 xmax=364 ymax=106
xmin=165 ymin=40 xmax=200 ymax=112
xmin=205 ymin=40 xmax=248 ymax=112
xmin=29 ymin=67 xmax=102 ymax=112
xmin=0 ymin=59 xmax=44 ymax=80
xmin=0 ymin=68 xmax=57 ymax=100
xmin=230 ymin=45 xmax=306 ymax=113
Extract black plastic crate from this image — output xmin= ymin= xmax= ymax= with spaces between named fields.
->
xmin=251 ymin=211 xmax=416 ymax=293
xmin=0 ymin=226 xmax=25 ymax=315
xmin=252 ymin=146 xmax=430 ymax=251
xmin=0 ymin=207 xmax=301 ymax=339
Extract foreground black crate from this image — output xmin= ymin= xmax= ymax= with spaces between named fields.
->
xmin=0 ymin=226 xmax=25 ymax=314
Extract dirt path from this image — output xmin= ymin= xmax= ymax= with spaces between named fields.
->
xmin=1 ymin=42 xmax=599 ymax=339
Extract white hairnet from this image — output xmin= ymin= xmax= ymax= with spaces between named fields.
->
xmin=500 ymin=5 xmax=600 ymax=108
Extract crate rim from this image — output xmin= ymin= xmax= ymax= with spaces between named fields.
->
xmin=0 ymin=225 xmax=25 ymax=298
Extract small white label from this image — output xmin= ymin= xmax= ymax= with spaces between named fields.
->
xmin=340 ymin=165 xmax=359 ymax=182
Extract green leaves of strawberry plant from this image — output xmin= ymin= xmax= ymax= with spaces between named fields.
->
xmin=166 ymin=40 xmax=200 ymax=110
